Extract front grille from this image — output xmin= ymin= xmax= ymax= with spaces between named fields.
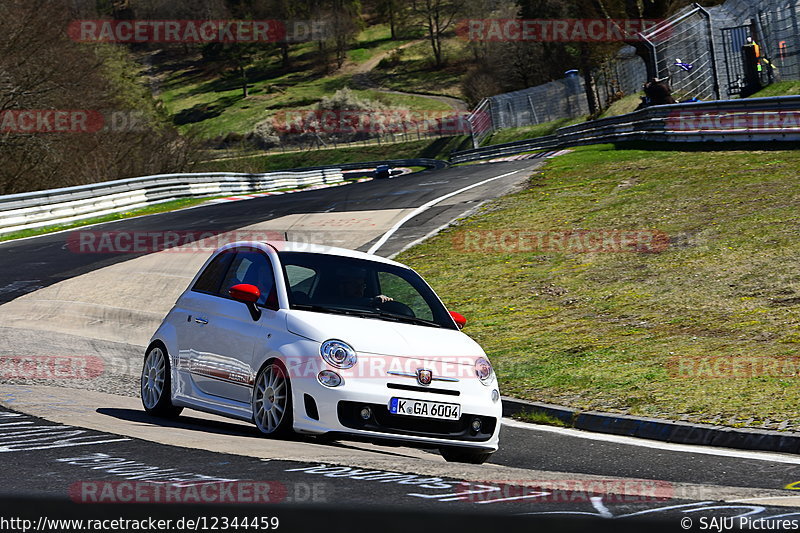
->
xmin=387 ymin=383 xmax=460 ymax=396
xmin=337 ymin=401 xmax=496 ymax=442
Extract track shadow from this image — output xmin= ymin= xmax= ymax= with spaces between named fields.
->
xmin=96 ymin=407 xmax=262 ymax=438
xmin=96 ymin=407 xmax=437 ymax=459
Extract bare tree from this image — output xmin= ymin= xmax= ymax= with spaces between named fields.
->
xmin=410 ymin=0 xmax=460 ymax=68
xmin=0 ymin=0 xmax=196 ymax=194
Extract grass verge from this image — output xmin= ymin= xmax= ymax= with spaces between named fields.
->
xmin=599 ymin=93 xmax=643 ymax=118
xmin=512 ymin=410 xmax=571 ymax=428
xmin=747 ymin=80 xmax=800 ymax=98
xmin=396 ymin=144 xmax=800 ymax=429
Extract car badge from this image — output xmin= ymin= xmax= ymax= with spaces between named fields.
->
xmin=417 ymin=368 xmax=433 ymax=386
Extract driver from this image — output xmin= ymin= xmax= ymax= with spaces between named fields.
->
xmin=335 ymin=267 xmax=392 ymax=306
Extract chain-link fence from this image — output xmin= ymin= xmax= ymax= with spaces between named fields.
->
xmin=642 ymin=5 xmax=720 ymax=101
xmin=714 ymin=0 xmax=800 ymax=95
xmin=594 ymin=47 xmax=649 ymax=109
xmin=467 ymin=0 xmax=800 ymax=147
xmin=467 ymin=48 xmax=645 ymax=148
xmin=466 ymin=75 xmax=590 ymax=148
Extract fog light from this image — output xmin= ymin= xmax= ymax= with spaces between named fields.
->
xmin=317 ymin=370 xmax=342 ymax=387
xmin=491 ymin=389 xmax=500 ymax=402
xmin=360 ymin=407 xmax=372 ymax=420
xmin=471 ymin=418 xmax=482 ymax=432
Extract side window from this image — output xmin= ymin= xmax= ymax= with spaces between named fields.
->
xmin=192 ymin=250 xmax=235 ymax=295
xmin=218 ymin=250 xmax=277 ymax=308
xmin=378 ymin=272 xmax=434 ymax=321
xmin=285 ymin=265 xmax=317 ymax=297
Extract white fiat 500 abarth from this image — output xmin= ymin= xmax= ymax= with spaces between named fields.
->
xmin=141 ymin=241 xmax=502 ymax=463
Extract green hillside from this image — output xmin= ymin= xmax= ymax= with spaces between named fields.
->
xmin=399 ymin=144 xmax=800 ymax=430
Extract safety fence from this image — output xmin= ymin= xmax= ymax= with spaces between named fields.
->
xmin=453 ymin=94 xmax=800 ymax=163
xmin=466 ymin=0 xmax=800 ymax=147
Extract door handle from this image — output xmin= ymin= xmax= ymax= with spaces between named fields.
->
xmin=194 ymin=317 xmax=209 ymax=325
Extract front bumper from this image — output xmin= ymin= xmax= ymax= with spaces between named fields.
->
xmin=337 ymin=400 xmax=497 ymax=442
xmin=289 ymin=359 xmax=502 ymax=451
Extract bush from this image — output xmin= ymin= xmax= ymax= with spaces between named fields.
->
xmin=247 ymin=120 xmax=281 ymax=150
xmin=377 ymin=48 xmax=404 ymax=70
xmin=251 ymin=88 xmax=400 ymax=149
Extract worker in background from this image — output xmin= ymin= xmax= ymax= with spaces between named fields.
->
xmin=741 ymin=36 xmax=763 ymax=97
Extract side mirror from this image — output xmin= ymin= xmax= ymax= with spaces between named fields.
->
xmin=229 ymin=283 xmax=260 ymax=303
xmin=449 ymin=311 xmax=467 ymax=329
xmin=229 ymin=284 xmax=262 ymax=320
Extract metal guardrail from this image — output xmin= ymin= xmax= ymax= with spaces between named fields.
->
xmin=450 ymin=95 xmax=800 ymax=163
xmin=0 ymin=169 xmax=343 ymax=236
xmin=0 ymin=156 xmax=448 ymax=237
xmin=283 ymin=158 xmax=449 ymax=172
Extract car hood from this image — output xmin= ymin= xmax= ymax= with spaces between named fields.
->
xmin=285 ymin=309 xmax=485 ymax=361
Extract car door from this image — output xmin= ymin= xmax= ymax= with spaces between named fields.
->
xmin=179 ymin=247 xmax=280 ymax=404
xmin=173 ymin=248 xmax=235 ymax=399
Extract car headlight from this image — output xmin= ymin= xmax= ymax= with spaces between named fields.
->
xmin=475 ymin=357 xmax=494 ymax=385
xmin=320 ymin=340 xmax=357 ymax=369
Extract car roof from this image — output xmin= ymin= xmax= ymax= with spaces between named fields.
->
xmin=262 ymin=241 xmax=408 ymax=268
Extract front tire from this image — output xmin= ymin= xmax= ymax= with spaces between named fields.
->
xmin=440 ymin=447 xmax=493 ymax=465
xmin=252 ymin=360 xmax=293 ymax=437
xmin=141 ymin=344 xmax=182 ymax=418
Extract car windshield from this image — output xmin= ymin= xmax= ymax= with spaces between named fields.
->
xmin=278 ymin=251 xmax=456 ymax=329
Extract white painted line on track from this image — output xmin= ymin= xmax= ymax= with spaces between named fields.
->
xmin=731 ymin=496 xmax=800 ymax=503
xmin=366 ymin=169 xmax=522 ymax=255
xmin=502 ymin=417 xmax=800 ymax=464
xmin=386 ymin=200 xmax=490 ymax=260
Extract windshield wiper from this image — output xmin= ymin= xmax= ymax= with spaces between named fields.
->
xmin=292 ymin=304 xmax=444 ymax=328
xmin=370 ymin=310 xmax=443 ymax=328
xmin=291 ymin=304 xmax=362 ymax=316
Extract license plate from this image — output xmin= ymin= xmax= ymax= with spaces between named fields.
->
xmin=388 ymin=398 xmax=461 ymax=420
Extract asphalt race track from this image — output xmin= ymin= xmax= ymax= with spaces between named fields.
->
xmin=2 ymin=160 xmax=800 ymax=531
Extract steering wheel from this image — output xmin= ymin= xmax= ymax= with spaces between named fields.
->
xmin=378 ymin=300 xmax=415 ymax=317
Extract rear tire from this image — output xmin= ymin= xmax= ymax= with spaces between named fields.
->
xmin=252 ymin=360 xmax=293 ymax=437
xmin=440 ymin=447 xmax=493 ymax=465
xmin=141 ymin=344 xmax=182 ymax=418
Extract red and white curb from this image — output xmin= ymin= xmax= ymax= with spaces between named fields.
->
xmin=482 ymin=149 xmax=573 ymax=164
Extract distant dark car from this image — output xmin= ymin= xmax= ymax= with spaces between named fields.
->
xmin=373 ymin=165 xmax=391 ymax=179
